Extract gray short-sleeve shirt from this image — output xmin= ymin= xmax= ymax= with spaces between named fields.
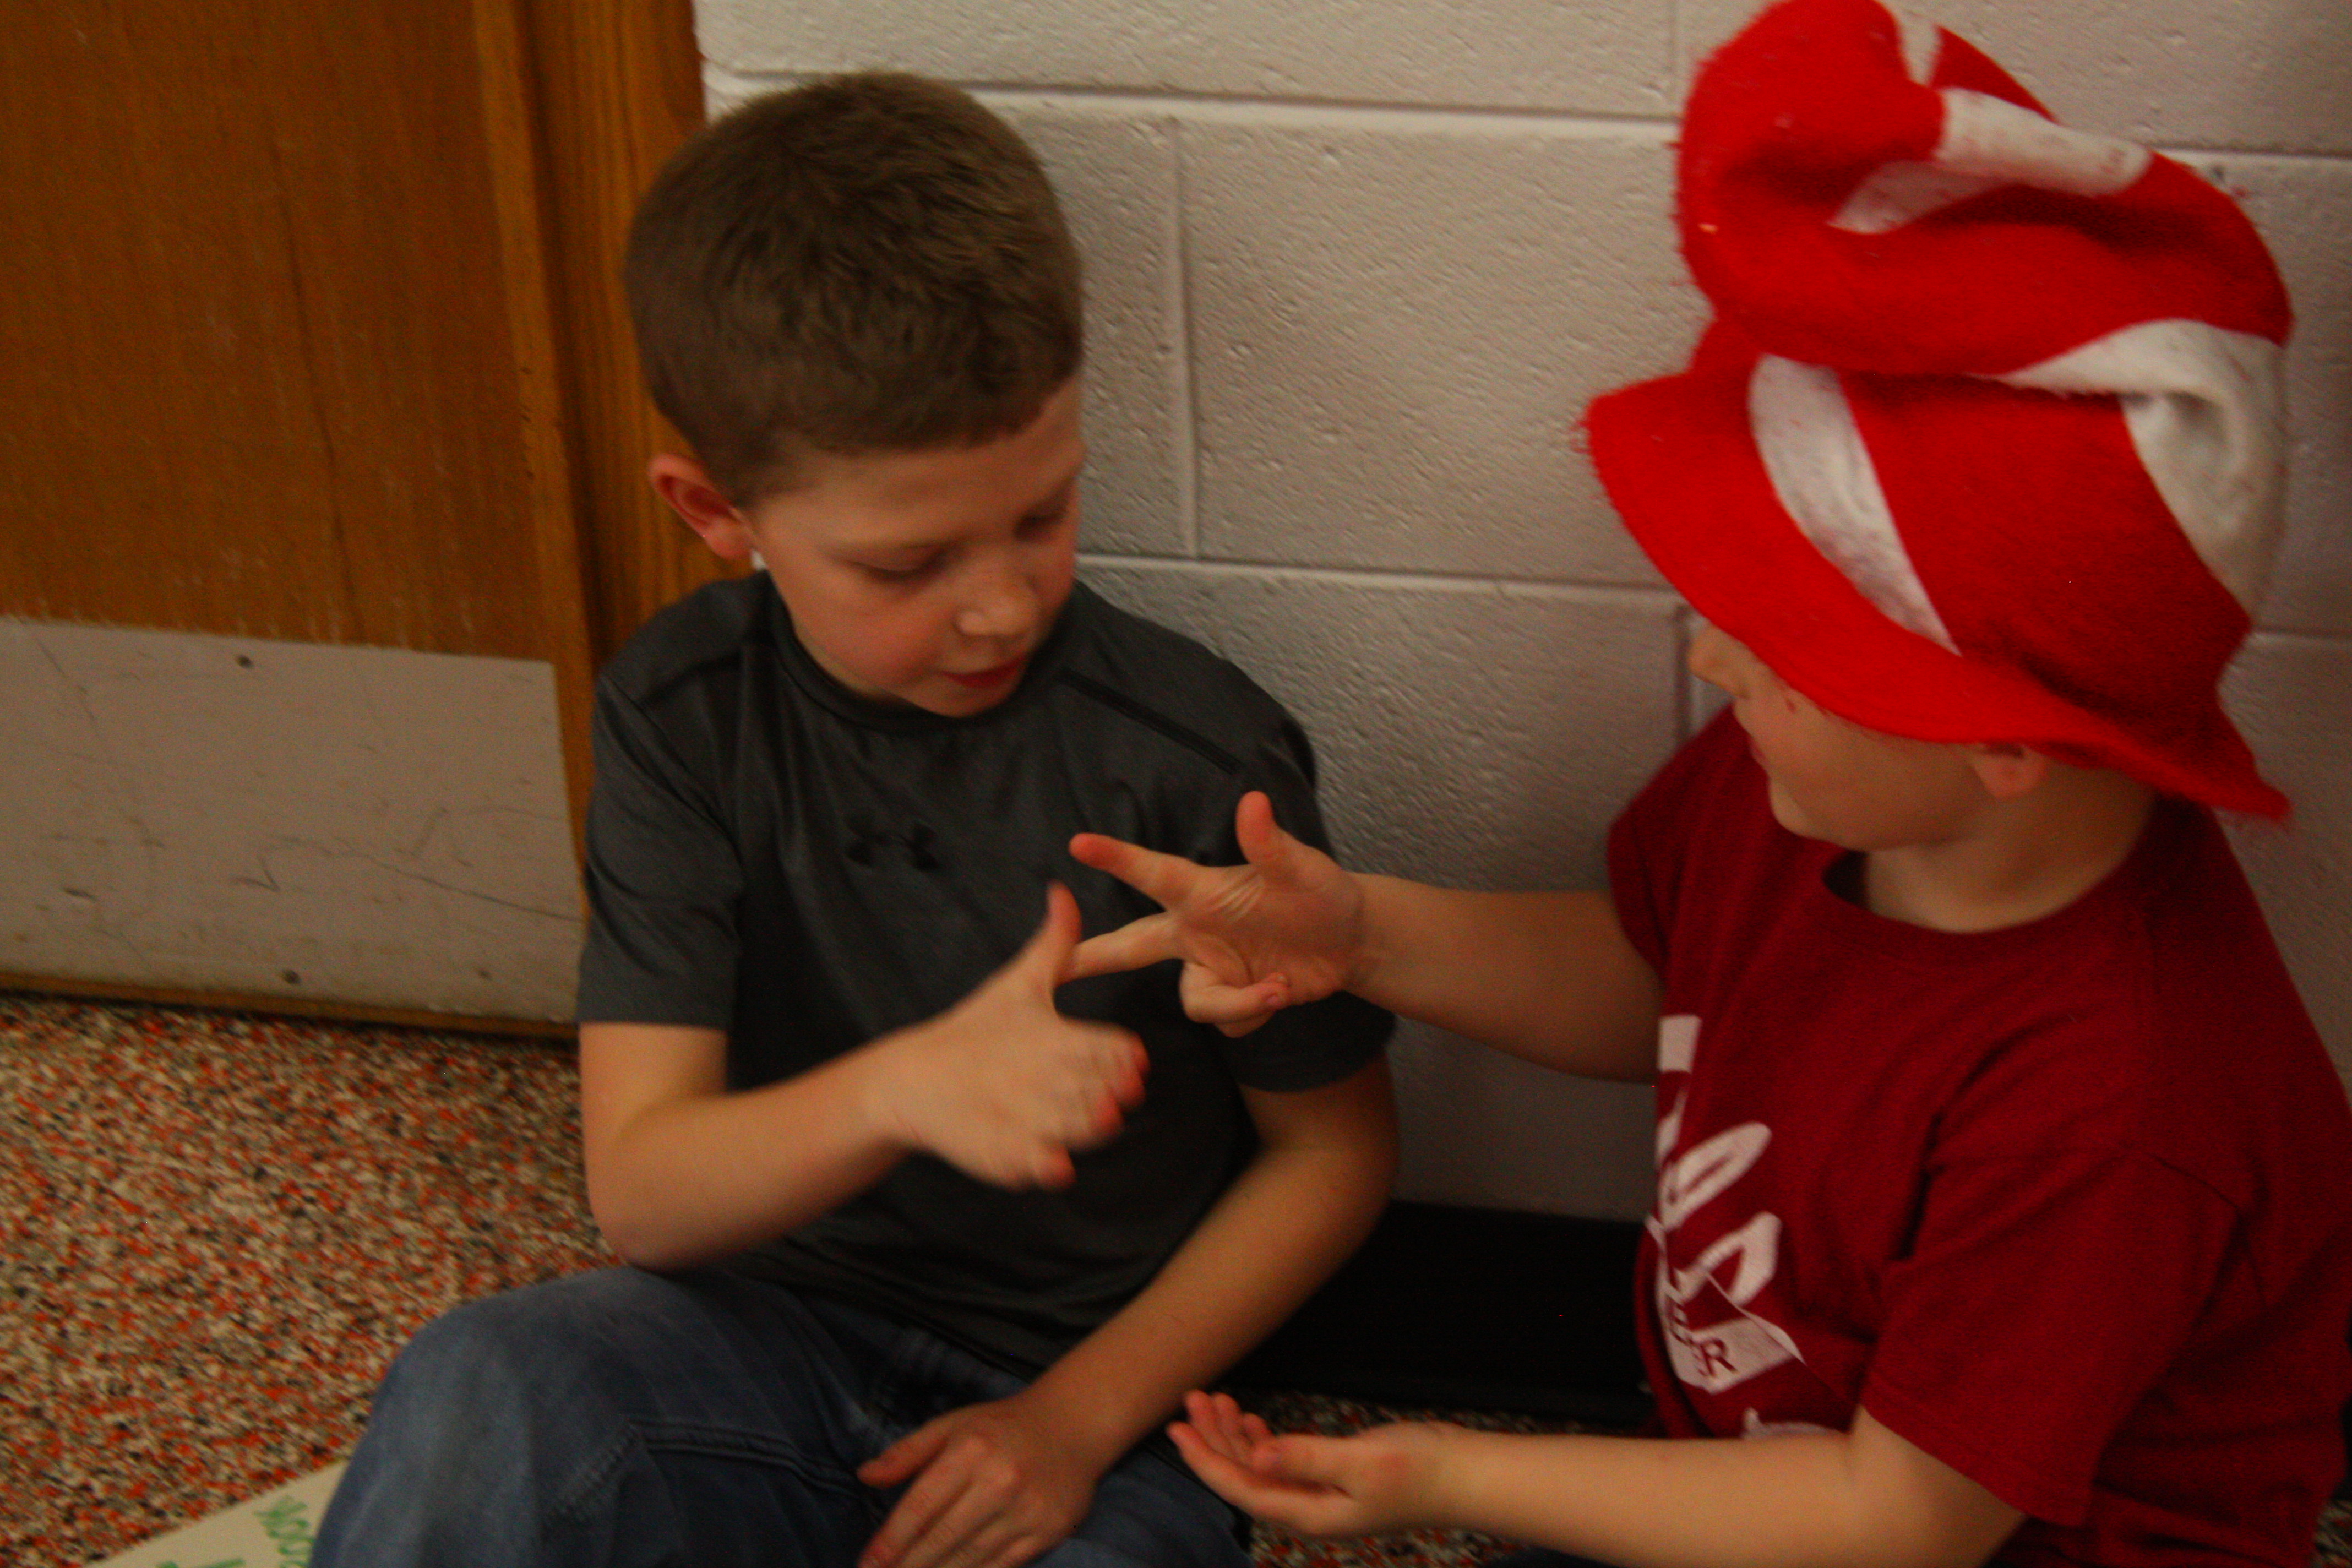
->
xmin=577 ymin=577 xmax=1392 ymax=1373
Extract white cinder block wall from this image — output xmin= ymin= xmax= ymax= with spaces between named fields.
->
xmin=698 ymin=0 xmax=2352 ymax=1221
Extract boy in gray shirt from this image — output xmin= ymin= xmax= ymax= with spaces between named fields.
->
xmin=315 ymin=72 xmax=1395 ymax=1568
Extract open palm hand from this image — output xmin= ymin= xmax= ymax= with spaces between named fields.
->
xmin=1067 ymin=792 xmax=1365 ymax=1036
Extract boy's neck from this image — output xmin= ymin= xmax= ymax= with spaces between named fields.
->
xmin=1858 ymin=765 xmax=2159 ymax=934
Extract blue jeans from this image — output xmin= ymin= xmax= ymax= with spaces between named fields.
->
xmin=314 ymin=1267 xmax=1250 ymax=1568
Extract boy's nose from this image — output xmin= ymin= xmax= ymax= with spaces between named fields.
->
xmin=954 ymin=557 xmax=1039 ymax=641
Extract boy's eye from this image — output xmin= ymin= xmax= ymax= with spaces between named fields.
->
xmin=858 ymin=555 xmax=941 ymax=584
xmin=1019 ymin=498 xmax=1074 ymax=536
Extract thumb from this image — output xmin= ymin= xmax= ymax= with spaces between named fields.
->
xmin=858 ymin=1419 xmax=950 ymax=1489
xmin=1014 ymin=881 xmax=1084 ymax=986
xmin=1234 ymin=791 xmax=1301 ymax=878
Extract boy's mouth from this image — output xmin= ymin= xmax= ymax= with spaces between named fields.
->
xmin=944 ymin=656 xmax=1026 ymax=690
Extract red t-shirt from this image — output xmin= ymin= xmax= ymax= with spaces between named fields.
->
xmin=1608 ymin=714 xmax=2352 ymax=1567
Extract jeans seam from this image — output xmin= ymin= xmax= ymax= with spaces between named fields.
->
xmin=545 ymin=1429 xmax=639 ymax=1532
xmin=541 ymin=1419 xmax=878 ymax=1537
xmin=639 ymin=1418 xmax=876 ymax=1495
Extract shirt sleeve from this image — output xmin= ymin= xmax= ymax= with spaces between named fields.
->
xmin=1608 ymin=715 xmax=1743 ymax=977
xmin=573 ymin=679 xmax=744 ymax=1029
xmin=1860 ymin=1125 xmax=2236 ymax=1525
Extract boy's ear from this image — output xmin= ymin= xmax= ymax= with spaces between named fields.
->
xmin=647 ymin=453 xmax=756 ymax=561
xmin=1967 ymin=742 xmax=2050 ymax=802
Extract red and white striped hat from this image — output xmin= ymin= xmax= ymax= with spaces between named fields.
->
xmin=1587 ymin=0 xmax=2293 ymax=816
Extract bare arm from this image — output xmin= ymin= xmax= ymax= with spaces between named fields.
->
xmin=1070 ymin=792 xmax=1660 ymax=1082
xmin=1023 ymin=1057 xmax=1400 ymax=1453
xmin=581 ymin=1020 xmax=899 ymax=1267
xmin=856 ymin=1057 xmax=1401 ymax=1568
xmin=581 ymin=885 xmax=1148 ymax=1270
xmin=1350 ymin=879 xmax=1659 ymax=1080
xmin=1173 ymin=1396 xmax=2022 ymax=1568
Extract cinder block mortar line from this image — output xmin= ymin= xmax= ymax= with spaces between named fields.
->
xmin=2245 ymin=627 xmax=2352 ymax=656
xmin=1672 ymin=603 xmax=1703 ymax=741
xmin=2170 ymin=147 xmax=2352 ymax=177
xmin=1079 ymin=551 xmax=1683 ymax=613
xmin=965 ymin=88 xmax=1682 ymax=143
xmin=711 ymin=64 xmax=2352 ymax=167
xmin=1170 ymin=122 xmax=1201 ymax=559
xmin=701 ymin=62 xmax=770 ymax=113
xmin=964 ymin=86 xmax=1684 ymax=138
xmin=706 ymin=69 xmax=1682 ymax=141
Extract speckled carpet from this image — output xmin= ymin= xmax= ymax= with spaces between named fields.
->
xmin=3 ymin=994 xmax=605 ymax=1564
xmin=0 ymin=993 xmax=1558 ymax=1568
xmin=4 ymin=992 xmax=2346 ymax=1568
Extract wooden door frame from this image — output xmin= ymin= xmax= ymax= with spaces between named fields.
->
xmin=3 ymin=0 xmax=708 ymax=1036
xmin=477 ymin=0 xmax=710 ymax=856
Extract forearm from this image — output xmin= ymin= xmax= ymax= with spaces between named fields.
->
xmin=1420 ymin=1418 xmax=2017 ymax=1568
xmin=581 ymin=1022 xmax=907 ymax=1269
xmin=1022 ymin=1066 xmax=1399 ymax=1467
xmin=1351 ymin=881 xmax=1659 ymax=1080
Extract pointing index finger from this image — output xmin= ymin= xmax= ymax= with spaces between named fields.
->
xmin=1067 ymin=831 xmax=1204 ymax=911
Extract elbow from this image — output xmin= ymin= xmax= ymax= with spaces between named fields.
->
xmin=589 ymin=1196 xmax=667 ymax=1271
xmin=597 ymin=1222 xmax=683 ymax=1273
xmin=585 ymin=1177 xmax=715 ymax=1273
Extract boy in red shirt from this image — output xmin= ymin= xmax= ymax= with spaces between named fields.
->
xmin=1064 ymin=2 xmax=2352 ymax=1564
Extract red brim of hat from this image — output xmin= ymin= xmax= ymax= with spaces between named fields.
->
xmin=1585 ymin=339 xmax=2288 ymax=819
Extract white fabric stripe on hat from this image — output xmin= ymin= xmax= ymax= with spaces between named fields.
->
xmin=2003 ymin=319 xmax=2286 ymax=611
xmin=1832 ymin=88 xmax=2149 ymax=234
xmin=1936 ymin=89 xmax=2150 ymax=196
xmin=1831 ymin=161 xmax=2004 ymax=234
xmin=1749 ymin=356 xmax=1958 ymax=651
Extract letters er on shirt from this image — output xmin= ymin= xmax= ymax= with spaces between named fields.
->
xmin=1650 ymin=1012 xmax=1833 ymax=1438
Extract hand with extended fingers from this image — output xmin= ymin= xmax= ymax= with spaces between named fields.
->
xmin=1067 ymin=792 xmax=1366 ymax=1037
xmin=1167 ymin=1391 xmax=1457 ymax=1538
xmin=870 ymin=883 xmax=1148 ymax=1189
xmin=857 ymin=1390 xmax=1107 ymax=1568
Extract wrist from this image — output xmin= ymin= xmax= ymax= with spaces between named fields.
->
xmin=1004 ymin=1373 xmax=1142 ymax=1474
xmin=1344 ymin=873 xmax=1398 ymax=997
xmin=841 ymin=1023 xmax=935 ymax=1156
xmin=1407 ymin=1423 xmax=1474 ymax=1533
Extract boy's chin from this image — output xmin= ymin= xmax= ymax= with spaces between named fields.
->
xmin=1764 ymin=787 xmax=1849 ymax=851
xmin=901 ymin=671 xmax=1030 ymax=717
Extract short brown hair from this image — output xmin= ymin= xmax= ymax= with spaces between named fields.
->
xmin=624 ymin=73 xmax=1083 ymax=502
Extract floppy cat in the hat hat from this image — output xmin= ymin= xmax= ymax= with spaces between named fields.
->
xmin=1587 ymin=0 xmax=2294 ymax=816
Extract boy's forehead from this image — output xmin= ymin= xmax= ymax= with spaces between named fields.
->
xmin=756 ymin=386 xmax=1086 ymax=542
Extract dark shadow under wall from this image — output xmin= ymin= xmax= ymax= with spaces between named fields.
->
xmin=1232 ymin=1200 xmax=1651 ymax=1428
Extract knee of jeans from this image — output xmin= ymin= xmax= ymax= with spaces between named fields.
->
xmin=384 ymin=1298 xmax=535 ymax=1418
xmin=385 ymin=1271 xmax=644 ymax=1417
